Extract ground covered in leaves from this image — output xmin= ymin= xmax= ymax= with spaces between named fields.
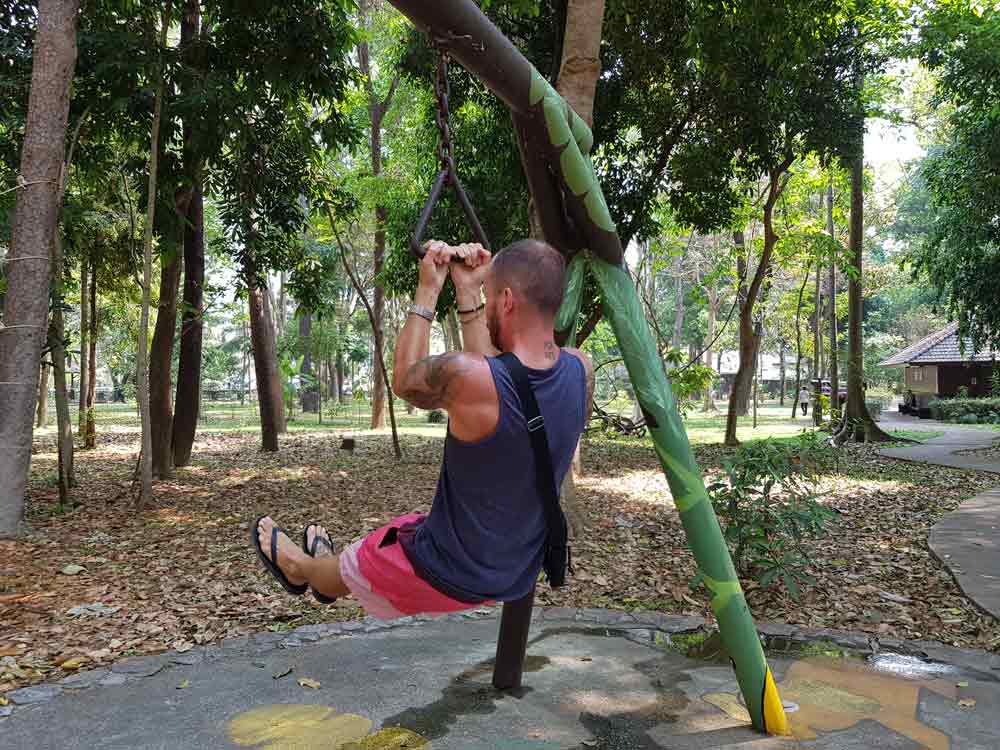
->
xmin=3 ymin=428 xmax=998 ymax=695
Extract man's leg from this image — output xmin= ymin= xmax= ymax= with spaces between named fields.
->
xmin=256 ymin=516 xmax=350 ymax=598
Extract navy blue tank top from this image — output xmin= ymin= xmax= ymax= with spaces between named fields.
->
xmin=399 ymin=350 xmax=588 ymax=602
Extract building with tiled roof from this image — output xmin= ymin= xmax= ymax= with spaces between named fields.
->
xmin=879 ymin=323 xmax=998 ymax=409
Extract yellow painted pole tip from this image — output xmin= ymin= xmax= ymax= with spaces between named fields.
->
xmin=762 ymin=668 xmax=789 ymax=736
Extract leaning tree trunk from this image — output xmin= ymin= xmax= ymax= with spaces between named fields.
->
xmin=84 ymin=262 xmax=97 ymax=448
xmin=78 ymin=258 xmax=88 ymax=426
xmin=138 ymin=2 xmax=171 ymax=505
xmin=0 ymin=0 xmax=80 ymax=537
xmin=149 ymin=250 xmax=182 ymax=477
xmin=827 ymin=178 xmax=839 ymax=415
xmin=725 ymin=163 xmax=791 ymax=446
xmin=246 ymin=262 xmax=283 ymax=452
xmin=37 ymin=363 xmax=50 ymax=427
xmin=841 ymin=127 xmax=893 ymax=443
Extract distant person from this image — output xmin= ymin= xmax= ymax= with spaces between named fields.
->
xmin=798 ymin=386 xmax=810 ymax=416
xmin=250 ymin=239 xmax=592 ymax=618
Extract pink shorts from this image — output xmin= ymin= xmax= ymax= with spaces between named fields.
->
xmin=339 ymin=513 xmax=483 ymax=619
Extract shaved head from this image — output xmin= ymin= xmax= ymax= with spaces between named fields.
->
xmin=489 ymin=239 xmax=566 ymax=316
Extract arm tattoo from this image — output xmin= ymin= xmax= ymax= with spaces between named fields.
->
xmin=399 ymin=352 xmax=471 ymax=410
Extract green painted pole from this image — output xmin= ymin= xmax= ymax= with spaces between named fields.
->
xmin=388 ymin=0 xmax=787 ymax=733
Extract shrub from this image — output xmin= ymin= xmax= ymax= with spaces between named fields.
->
xmin=929 ymin=396 xmax=1000 ymax=422
xmin=708 ymin=433 xmax=836 ymax=599
xmin=427 ymin=409 xmax=446 ymax=424
xmin=865 ymin=399 xmax=883 ymax=418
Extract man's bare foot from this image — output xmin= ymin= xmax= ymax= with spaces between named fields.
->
xmin=305 ymin=524 xmax=334 ymax=558
xmin=256 ymin=516 xmax=308 ymax=587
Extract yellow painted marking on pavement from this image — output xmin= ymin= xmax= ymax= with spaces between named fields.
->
xmin=227 ymin=704 xmax=427 ymax=749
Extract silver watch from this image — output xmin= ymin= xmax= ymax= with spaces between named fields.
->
xmin=408 ymin=303 xmax=435 ymax=322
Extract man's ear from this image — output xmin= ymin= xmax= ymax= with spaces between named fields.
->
xmin=502 ymin=287 xmax=515 ymax=313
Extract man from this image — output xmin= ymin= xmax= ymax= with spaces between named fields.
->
xmin=798 ymin=385 xmax=810 ymax=416
xmin=251 ymin=239 xmax=593 ymax=618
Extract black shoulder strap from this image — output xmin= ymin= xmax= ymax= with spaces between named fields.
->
xmin=496 ymin=352 xmax=565 ymax=543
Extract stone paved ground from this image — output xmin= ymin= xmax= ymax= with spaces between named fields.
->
xmin=880 ymin=413 xmax=1000 ymax=619
xmin=3 ymin=608 xmax=999 ymax=750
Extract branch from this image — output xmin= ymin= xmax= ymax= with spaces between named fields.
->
xmin=324 ymin=200 xmax=402 ymax=460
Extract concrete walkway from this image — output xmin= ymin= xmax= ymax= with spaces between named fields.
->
xmin=879 ymin=412 xmax=1000 ymax=618
xmin=4 ymin=608 xmax=1000 ymax=750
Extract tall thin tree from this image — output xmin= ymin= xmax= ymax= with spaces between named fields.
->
xmin=827 ymin=177 xmax=839 ymax=415
xmin=138 ymin=1 xmax=173 ymax=505
xmin=0 ymin=0 xmax=81 ymax=536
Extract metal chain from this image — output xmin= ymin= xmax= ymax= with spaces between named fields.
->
xmin=432 ymin=48 xmax=455 ymax=177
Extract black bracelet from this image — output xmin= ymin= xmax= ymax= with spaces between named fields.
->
xmin=458 ymin=302 xmax=485 ymax=315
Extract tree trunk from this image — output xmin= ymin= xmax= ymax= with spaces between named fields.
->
xmin=335 ymin=352 xmax=346 ymax=404
xmin=554 ymin=0 xmax=606 ymax=126
xmin=299 ymin=310 xmax=319 ymax=412
xmin=357 ymin=0 xmax=398 ymax=431
xmin=725 ymin=161 xmax=792 ymax=446
xmin=277 ymin=272 xmax=286 ymax=340
xmin=49 ymin=229 xmax=75 ymax=501
xmin=702 ymin=280 xmax=718 ymax=412
xmin=812 ymin=221 xmax=823 ymax=426
xmin=778 ymin=343 xmax=786 ymax=406
xmin=552 ymin=0 xmax=605 ymax=539
xmin=827 ymin=178 xmax=839 ymax=414
xmin=172 ymin=181 xmax=204 ymax=466
xmin=171 ymin=0 xmax=205 ymax=468
xmin=149 ymin=250 xmax=182 ymax=477
xmin=842 ymin=129 xmax=892 ymax=443
xmin=791 ymin=264 xmax=811 ymax=419
xmin=247 ymin=267 xmax=283 ymax=452
xmin=139 ymin=3 xmax=171 ymax=505
xmin=37 ymin=363 xmax=50 ymax=428
xmin=732 ymin=234 xmax=750 ymax=416
xmin=671 ymin=265 xmax=685 ymax=350
xmin=78 ymin=258 xmax=88 ymax=426
xmin=446 ymin=309 xmax=462 ymax=353
xmin=84 ymin=261 xmax=97 ymax=448
xmin=0 ymin=0 xmax=79 ymax=536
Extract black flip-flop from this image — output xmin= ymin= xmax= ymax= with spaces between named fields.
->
xmin=301 ymin=523 xmax=339 ymax=605
xmin=251 ymin=515 xmax=308 ymax=596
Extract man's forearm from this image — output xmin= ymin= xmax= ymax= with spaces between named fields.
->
xmin=393 ymin=284 xmax=438 ymax=393
xmin=456 ymin=284 xmax=498 ymax=356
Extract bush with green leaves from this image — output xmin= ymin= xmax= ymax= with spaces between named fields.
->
xmin=707 ymin=433 xmax=836 ymax=599
xmin=929 ymin=397 xmax=1000 ymax=423
xmin=865 ymin=399 xmax=883 ymax=418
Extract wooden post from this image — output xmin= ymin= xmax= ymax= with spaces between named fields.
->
xmin=492 ymin=588 xmax=535 ymax=690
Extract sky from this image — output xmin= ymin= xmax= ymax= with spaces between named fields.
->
xmin=865 ymin=118 xmax=925 ymax=195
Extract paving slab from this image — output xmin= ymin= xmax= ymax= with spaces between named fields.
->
xmin=879 ymin=414 xmax=1000 ymax=618
xmin=3 ymin=612 xmax=999 ymax=750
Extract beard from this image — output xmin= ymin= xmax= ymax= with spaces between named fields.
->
xmin=487 ymin=308 xmax=503 ymax=351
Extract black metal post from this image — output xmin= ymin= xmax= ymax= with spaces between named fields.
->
xmin=492 ymin=587 xmax=535 ymax=690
